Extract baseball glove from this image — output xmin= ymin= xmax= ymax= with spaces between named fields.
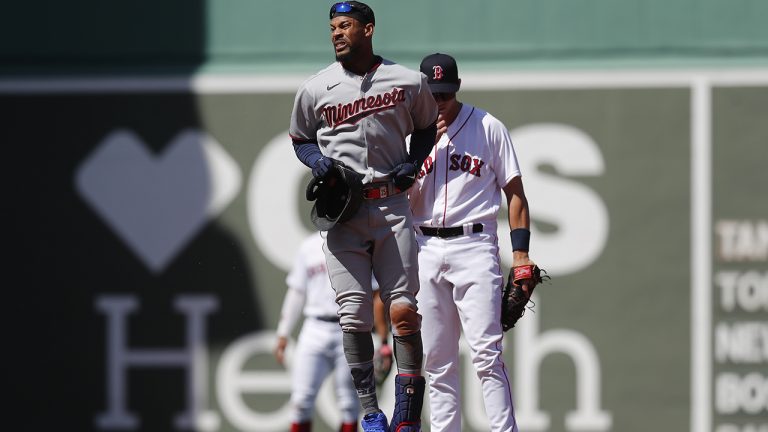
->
xmin=501 ymin=264 xmax=549 ymax=331
xmin=373 ymin=343 xmax=393 ymax=386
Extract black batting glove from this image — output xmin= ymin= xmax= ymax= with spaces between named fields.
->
xmin=312 ymin=156 xmax=334 ymax=179
xmin=389 ymin=162 xmax=418 ymax=191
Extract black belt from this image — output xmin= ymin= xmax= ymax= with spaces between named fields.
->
xmin=419 ymin=223 xmax=483 ymax=238
xmin=314 ymin=315 xmax=340 ymax=322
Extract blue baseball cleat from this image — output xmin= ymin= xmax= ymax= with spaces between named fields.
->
xmin=361 ymin=412 xmax=389 ymax=432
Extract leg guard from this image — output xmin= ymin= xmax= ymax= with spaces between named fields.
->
xmin=389 ymin=374 xmax=425 ymax=432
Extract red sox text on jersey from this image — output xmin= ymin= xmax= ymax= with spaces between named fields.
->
xmin=306 ymin=262 xmax=327 ymax=279
xmin=418 ymin=153 xmax=485 ymax=179
xmin=323 ymin=87 xmax=406 ymax=128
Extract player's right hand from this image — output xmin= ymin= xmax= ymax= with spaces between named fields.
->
xmin=435 ymin=113 xmax=448 ymax=142
xmin=274 ymin=336 xmax=288 ymax=366
xmin=311 ymin=156 xmax=334 ymax=179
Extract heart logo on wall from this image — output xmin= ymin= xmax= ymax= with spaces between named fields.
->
xmin=75 ymin=129 xmax=242 ymax=273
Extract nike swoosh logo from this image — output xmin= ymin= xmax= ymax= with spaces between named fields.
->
xmin=326 ymin=83 xmax=341 ymax=91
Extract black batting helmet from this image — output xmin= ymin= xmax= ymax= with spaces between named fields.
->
xmin=305 ymin=160 xmax=363 ymax=231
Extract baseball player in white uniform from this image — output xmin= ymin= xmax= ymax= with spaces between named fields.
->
xmin=409 ymin=53 xmax=538 ymax=432
xmin=288 ymin=3 xmax=438 ymax=431
xmin=274 ymin=232 xmax=359 ymax=432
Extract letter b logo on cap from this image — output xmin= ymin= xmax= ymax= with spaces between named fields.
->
xmin=432 ymin=65 xmax=444 ymax=81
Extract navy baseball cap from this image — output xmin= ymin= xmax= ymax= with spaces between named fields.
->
xmin=330 ymin=2 xmax=375 ymax=25
xmin=420 ymin=53 xmax=461 ymax=93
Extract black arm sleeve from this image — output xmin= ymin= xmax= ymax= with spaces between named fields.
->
xmin=408 ymin=122 xmax=437 ymax=170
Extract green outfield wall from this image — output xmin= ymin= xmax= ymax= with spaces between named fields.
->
xmin=3 ymin=0 xmax=768 ymax=73
xmin=4 ymin=2 xmax=767 ymax=432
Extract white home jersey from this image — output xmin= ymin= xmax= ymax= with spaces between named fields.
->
xmin=284 ymin=232 xmax=339 ymax=320
xmin=276 ymin=231 xmax=360 ymax=426
xmin=409 ymin=103 xmax=521 ymax=232
xmin=411 ymin=102 xmax=522 ymax=432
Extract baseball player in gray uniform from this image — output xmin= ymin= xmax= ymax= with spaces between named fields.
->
xmin=289 ymin=3 xmax=438 ymax=432
xmin=408 ymin=53 xmax=539 ymax=432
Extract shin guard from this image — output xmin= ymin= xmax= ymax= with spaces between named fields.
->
xmin=389 ymin=374 xmax=425 ymax=432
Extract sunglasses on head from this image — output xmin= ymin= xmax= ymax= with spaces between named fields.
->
xmin=330 ymin=2 xmax=355 ymax=18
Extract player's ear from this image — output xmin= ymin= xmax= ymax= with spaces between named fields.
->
xmin=364 ymin=23 xmax=374 ymax=37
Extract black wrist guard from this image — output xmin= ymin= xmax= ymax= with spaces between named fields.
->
xmin=510 ymin=228 xmax=530 ymax=251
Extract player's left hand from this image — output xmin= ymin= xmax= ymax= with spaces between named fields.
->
xmin=501 ymin=257 xmax=550 ymax=331
xmin=511 ymin=252 xmax=537 ymax=296
xmin=373 ymin=343 xmax=393 ymax=386
xmin=389 ymin=162 xmax=418 ymax=190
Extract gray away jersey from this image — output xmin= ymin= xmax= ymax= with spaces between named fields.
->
xmin=290 ymin=58 xmax=438 ymax=183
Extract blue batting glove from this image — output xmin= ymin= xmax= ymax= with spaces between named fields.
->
xmin=312 ymin=157 xmax=334 ymax=179
xmin=389 ymin=162 xmax=418 ymax=190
